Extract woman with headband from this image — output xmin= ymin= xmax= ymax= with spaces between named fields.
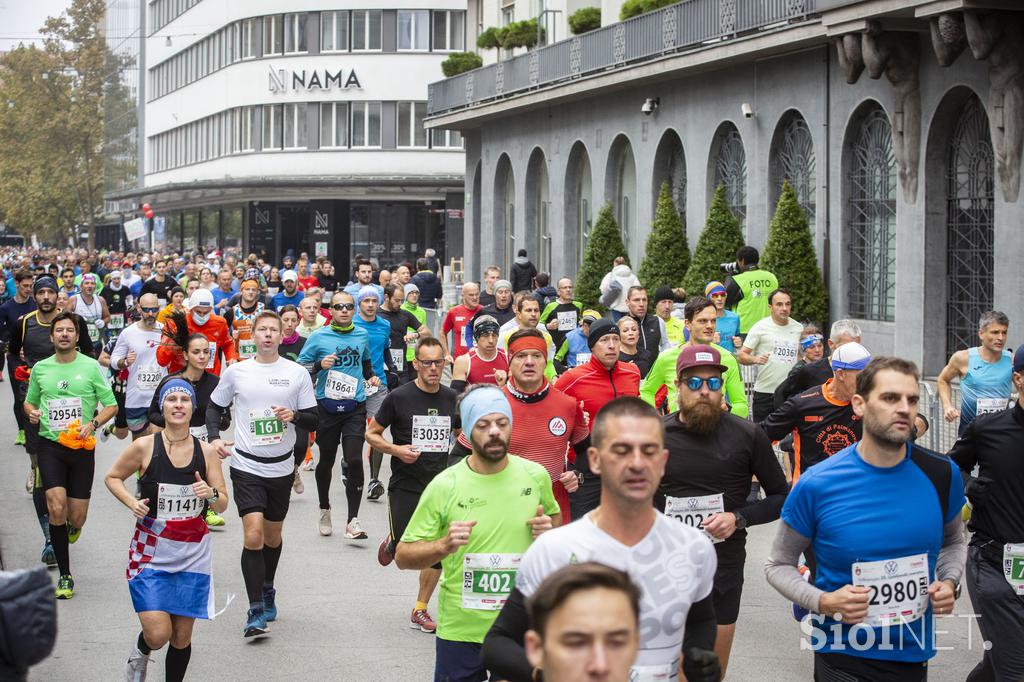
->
xmin=106 ymin=377 xmax=228 ymax=682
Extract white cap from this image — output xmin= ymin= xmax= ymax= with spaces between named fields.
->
xmin=281 ymin=270 xmax=298 ymax=283
xmin=830 ymin=342 xmax=872 ymax=371
xmin=188 ymin=288 xmax=215 ymax=309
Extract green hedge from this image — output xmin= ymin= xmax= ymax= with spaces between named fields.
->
xmin=477 ymin=26 xmax=502 ymax=49
xmin=620 ymin=0 xmax=678 ymax=21
xmin=441 ymin=52 xmax=483 ymax=77
xmin=568 ymin=7 xmax=602 ymax=34
xmin=577 ymin=203 xmax=628 ymax=311
xmin=638 ymin=182 xmax=690 ymax=293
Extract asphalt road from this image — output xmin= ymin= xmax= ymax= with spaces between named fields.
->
xmin=0 ymin=385 xmax=984 ymax=680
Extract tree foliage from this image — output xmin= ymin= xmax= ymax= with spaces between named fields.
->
xmin=620 ymin=0 xmax=679 ymax=21
xmin=568 ymin=7 xmax=602 ymax=34
xmin=577 ymin=203 xmax=627 ymax=311
xmin=639 ymin=182 xmax=689 ymax=293
xmin=762 ymin=180 xmax=829 ymax=325
xmin=441 ymin=52 xmax=484 ymax=77
xmin=683 ymin=184 xmax=744 ymax=294
xmin=477 ymin=26 xmax=502 ymax=49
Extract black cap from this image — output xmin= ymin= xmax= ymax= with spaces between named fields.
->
xmin=654 ymin=285 xmax=675 ymax=304
xmin=587 ymin=319 xmax=620 ymax=349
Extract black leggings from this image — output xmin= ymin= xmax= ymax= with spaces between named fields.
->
xmin=7 ymin=355 xmax=25 ymax=432
xmin=293 ymin=428 xmax=309 ymax=467
xmin=314 ymin=406 xmax=366 ymax=522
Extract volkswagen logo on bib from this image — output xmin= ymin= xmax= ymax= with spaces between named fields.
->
xmin=885 ymin=561 xmax=899 ymax=576
xmin=688 ymin=498 xmax=699 ymax=510
xmin=548 ymin=416 xmax=567 ymax=436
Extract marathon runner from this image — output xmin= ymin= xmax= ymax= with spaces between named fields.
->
xmin=948 ymin=342 xmax=1024 ymax=681
xmin=773 ymin=319 xmax=863 ymax=409
xmin=222 ymin=274 xmax=266 ymax=361
xmin=615 ymin=316 xmax=653 ymax=378
xmin=295 ymin=296 xmax=327 ymax=338
xmin=276 ymin=305 xmax=314 ymax=483
xmin=206 ymin=309 xmax=318 ymax=638
xmin=937 ymin=310 xmax=1012 ymax=435
xmin=0 ymin=269 xmax=36 ymax=446
xmin=469 ymin=279 xmax=515 ymax=334
xmin=67 ymin=273 xmax=110 ymax=353
xmin=653 ymin=286 xmax=685 ymax=347
xmin=482 ymin=397 xmax=721 ymax=682
xmin=450 ymin=315 xmax=508 ymax=394
xmin=765 ymin=357 xmax=966 ymax=682
xmin=738 ymin=287 xmax=804 ymax=422
xmin=156 ymin=289 xmax=235 ymax=375
xmin=106 ymin=379 xmax=228 ymax=682
xmin=440 ymin=281 xmax=480 ymax=365
xmin=109 ymin=293 xmax=166 ymax=441
xmin=297 ymin=291 xmax=379 ymax=539
xmin=401 ymin=283 xmax=427 ymax=371
xmin=366 ymin=337 xmax=459 ymax=634
xmin=496 ymin=293 xmax=556 ymax=381
xmin=96 ymin=333 xmax=130 ymax=446
xmin=59 ymin=266 xmax=79 ymax=298
xmin=478 ymin=266 xmax=501 ymax=307
xmin=140 ymin=259 xmax=177 ymax=308
xmin=99 ymin=269 xmax=132 ymax=341
xmin=270 ymin=271 xmax=303 ymax=310
xmin=396 ymin=385 xmax=560 ymax=682
xmin=343 ymin=258 xmax=384 ymax=302
xmin=657 ymin=345 xmax=788 ymax=677
xmin=24 ymin=310 xmax=118 ymax=599
xmin=378 ymin=282 xmax=431 ymax=383
xmin=539 ymin=277 xmax=582 ymax=353
xmin=553 ymin=309 xmax=599 ymax=371
xmin=704 ymin=281 xmax=741 ymax=354
xmin=624 ymin=286 xmax=670 ymax=366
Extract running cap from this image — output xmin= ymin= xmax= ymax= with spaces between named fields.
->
xmin=581 ymin=309 xmax=601 ymax=324
xmin=188 ymin=288 xmax=214 ymax=309
xmin=473 ymin=315 xmax=500 ymax=338
xmin=800 ymin=334 xmax=824 ymax=351
xmin=653 ymin=286 xmax=675 ymax=305
xmin=461 ymin=386 xmax=513 ymax=434
xmin=1013 ymin=344 xmax=1024 ymax=374
xmin=80 ymin=273 xmax=97 ymax=285
xmin=404 ymin=283 xmax=419 ymax=296
xmin=33 ymin=276 xmax=58 ymax=294
xmin=281 ymin=270 xmax=298 ymax=283
xmin=704 ymin=281 xmax=727 ymax=297
xmin=675 ymin=344 xmax=727 ymax=376
xmin=356 ymin=285 xmax=381 ymax=304
xmin=159 ymin=377 xmax=197 ymax=410
xmin=494 ymin=279 xmax=512 ymax=293
xmin=241 ymin=267 xmax=261 ymax=288
xmin=587 ymin=319 xmax=620 ymax=349
xmin=830 ymin=342 xmax=872 ymax=371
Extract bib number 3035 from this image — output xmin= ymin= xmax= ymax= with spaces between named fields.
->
xmin=462 ymin=553 xmax=521 ymax=610
xmin=852 ymin=553 xmax=929 ymax=627
xmin=412 ymin=415 xmax=451 ymax=452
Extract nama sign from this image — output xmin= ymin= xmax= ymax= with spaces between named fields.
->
xmin=268 ymin=66 xmax=363 ymax=92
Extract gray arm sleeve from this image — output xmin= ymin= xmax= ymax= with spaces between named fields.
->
xmin=936 ymin=515 xmax=967 ymax=585
xmin=763 ymin=520 xmax=825 ymax=613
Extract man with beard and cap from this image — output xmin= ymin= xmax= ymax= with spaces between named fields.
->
xmin=99 ymin=269 xmax=131 ymax=343
xmin=554 ymin=318 xmax=642 ymax=520
xmin=396 ymin=385 xmax=560 ymax=682
xmin=156 ymin=288 xmax=236 ymax=376
xmin=657 ymin=344 xmax=788 ymax=678
xmin=271 ymin=271 xmax=304 ymax=310
xmin=67 ymin=273 xmax=111 ymax=354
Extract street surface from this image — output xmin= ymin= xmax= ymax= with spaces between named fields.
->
xmin=0 ymin=387 xmax=984 ymax=680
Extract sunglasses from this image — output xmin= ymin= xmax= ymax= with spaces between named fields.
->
xmin=681 ymin=376 xmax=723 ymax=392
xmin=140 ymin=306 xmax=160 ymax=313
xmin=332 ymin=303 xmax=355 ymax=311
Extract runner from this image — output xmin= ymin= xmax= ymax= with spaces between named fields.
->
xmin=401 ymin=283 xmax=427 ymax=371
xmin=624 ymin=286 xmax=670 ymax=365
xmin=67 ymin=273 xmax=110 ymax=353
xmin=948 ymin=342 xmax=1024 ymax=681
xmin=937 ymin=310 xmax=1012 ymax=435
xmin=378 ymin=283 xmax=430 ymax=384
xmin=478 ymin=266 xmax=501 ymax=307
xmin=156 ymin=287 xmax=188 ymax=323
xmin=295 ymin=295 xmax=327 ymax=338
xmin=653 ymin=286 xmax=685 ymax=347
xmin=553 ymin=310 xmax=599 ymax=371
xmin=440 ymin=281 xmax=480 ymax=364
xmin=539 ymin=277 xmax=582 ymax=353
xmin=106 ymin=379 xmax=228 ymax=682
xmin=206 ymin=309 xmax=318 ymax=638
xmin=482 ymin=397 xmax=721 ymax=682
xmin=24 ymin=311 xmax=118 ymax=599
xmin=395 ymin=385 xmax=560 ymax=682
xmin=270 ymin=271 xmax=303 ymax=310
xmin=773 ymin=319 xmax=862 ymax=409
xmin=99 ymin=269 xmax=131 ymax=342
xmin=657 ymin=345 xmax=789 ymax=677
xmin=738 ymin=288 xmax=805 ymax=421
xmin=296 ymin=291 xmax=380 ymax=539
xmin=704 ymin=281 xmax=741 ymax=354
xmin=615 ymin=316 xmax=653 ymax=378
xmin=450 ymin=315 xmax=508 ymax=394
xmin=343 ymin=258 xmax=384 ymax=302
xmin=141 ymin=260 xmax=177 ymax=308
xmin=366 ymin=337 xmax=459 ymax=634
xmin=96 ymin=332 xmax=130 ymax=446
xmin=156 ymin=289 xmax=235 ymax=375
xmin=109 ymin=293 xmax=166 ymax=441
xmin=470 ymin=279 xmax=515 ymax=333
xmin=496 ymin=292 xmax=557 ymax=381
xmin=223 ymin=274 xmax=266 ymax=361
xmin=765 ymin=357 xmax=966 ymax=682
xmin=0 ymin=269 xmax=36 ymax=446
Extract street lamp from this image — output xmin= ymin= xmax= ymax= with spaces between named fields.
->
xmin=536 ymin=9 xmax=561 ymax=48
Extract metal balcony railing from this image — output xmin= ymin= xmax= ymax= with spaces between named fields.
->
xmin=428 ymin=0 xmax=817 ymax=117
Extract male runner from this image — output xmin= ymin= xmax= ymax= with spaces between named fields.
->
xmin=539 ymin=277 xmax=582 ymax=352
xmin=270 ymin=271 xmax=303 ymax=310
xmin=553 ymin=310 xmax=599 ymax=371
xmin=295 ymin=296 xmax=327 ymax=338
xmin=440 ymin=281 xmax=480 ymax=364
xmin=937 ymin=310 xmax=1012 ymax=435
xmin=450 ymin=315 xmax=508 ymax=393
xmin=141 ymin=259 xmax=177 ymax=307
xmin=739 ymin=288 xmax=804 ymax=421
xmin=156 ymin=289 xmax=235 ymax=375
xmin=470 ymin=279 xmax=515 ymax=332
xmin=223 ymin=274 xmax=266 ymax=361
xmin=109 ymin=293 xmax=166 ymax=440
xmin=625 ymin=286 xmax=670 ymax=365
xmin=0 ymin=269 xmax=36 ymax=446
xmin=24 ymin=311 xmax=118 ymax=599
xmin=67 ymin=273 xmax=110 ymax=353
xmin=765 ymin=357 xmax=966 ymax=681
xmin=401 ymin=283 xmax=426 ymax=369
xmin=479 ymin=266 xmax=501 ymax=307
xmin=343 ymin=258 xmax=384 ymax=302
xmin=378 ymin=282 xmax=431 ymax=383
xmin=773 ymin=319 xmax=862 ymax=408
xmin=366 ymin=337 xmax=459 ymax=634
xmin=396 ymin=385 xmax=560 ymax=682
xmin=482 ymin=397 xmax=721 ymax=682
xmin=353 ymin=285 xmax=396 ymax=501
xmin=99 ymin=269 xmax=131 ymax=342
xmin=206 ymin=309 xmax=318 ymax=637
xmin=496 ymin=292 xmax=556 ymax=381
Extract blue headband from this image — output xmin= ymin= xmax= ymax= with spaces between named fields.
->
xmin=159 ymin=378 xmax=196 ymax=410
xmin=800 ymin=334 xmax=823 ymax=351
xmin=461 ymin=386 xmax=513 ymax=433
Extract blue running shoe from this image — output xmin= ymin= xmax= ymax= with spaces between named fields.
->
xmin=263 ymin=586 xmax=277 ymax=622
xmin=244 ymin=607 xmax=269 ymax=638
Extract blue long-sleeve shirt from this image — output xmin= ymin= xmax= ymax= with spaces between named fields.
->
xmin=297 ymin=325 xmax=372 ymax=413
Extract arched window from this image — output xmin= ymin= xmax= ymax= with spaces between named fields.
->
xmin=772 ymin=112 xmax=816 ymax=223
xmin=606 ymin=136 xmax=636 ymax=259
xmin=493 ymin=155 xmax=515 ymax=274
xmin=712 ymin=123 xmax=747 ymax=233
xmin=846 ymin=106 xmax=896 ymax=321
xmin=652 ymin=130 xmax=686 ymax=222
xmin=565 ymin=142 xmax=592 ymax=272
xmin=526 ymin=149 xmax=551 ymax=273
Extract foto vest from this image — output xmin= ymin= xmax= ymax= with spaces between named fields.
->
xmin=732 ymin=269 xmax=779 ymax=334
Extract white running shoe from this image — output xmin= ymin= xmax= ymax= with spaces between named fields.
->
xmin=344 ymin=518 xmax=368 ymax=540
xmin=301 ymin=459 xmax=315 ymax=471
xmin=126 ymin=646 xmax=151 ymax=682
xmin=292 ymin=470 xmax=304 ymax=495
xmin=319 ymin=509 xmax=333 ymax=536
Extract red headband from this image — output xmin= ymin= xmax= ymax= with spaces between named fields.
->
xmin=508 ymin=334 xmax=548 ymax=361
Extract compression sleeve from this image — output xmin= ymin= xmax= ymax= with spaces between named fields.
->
xmin=206 ymin=400 xmax=228 ymax=441
xmin=681 ymin=593 xmax=717 ymax=651
xmin=763 ymin=520 xmax=823 ymax=613
xmin=292 ymin=406 xmax=319 ymax=432
xmin=936 ymin=516 xmax=967 ymax=585
xmin=450 ymin=379 xmax=467 ymax=394
xmin=362 ymin=358 xmax=374 ymax=380
xmin=480 ymin=587 xmax=533 ymax=682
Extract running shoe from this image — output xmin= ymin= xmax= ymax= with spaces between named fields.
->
xmin=292 ymin=470 xmax=304 ymax=495
xmin=125 ymin=646 xmax=151 ymax=681
xmin=319 ymin=509 xmax=333 ymax=536
xmin=410 ymin=608 xmax=437 ymax=634
xmin=100 ymin=423 xmax=111 ymax=443
xmin=25 ymin=469 xmax=34 ymax=493
xmin=41 ymin=544 xmax=57 ymax=568
xmin=67 ymin=522 xmax=81 ymax=544
xmin=367 ymin=479 xmax=385 ymax=501
xmin=55 ymin=574 xmax=74 ymax=599
xmin=15 ymin=429 xmax=25 ymax=446
xmin=204 ymin=507 xmax=226 ymax=528
xmin=244 ymin=607 xmax=269 ymax=638
xmin=263 ymin=586 xmax=278 ymax=622
xmin=377 ymin=533 xmax=394 ymax=567
xmin=301 ymin=458 xmax=315 ymax=471
xmin=792 ymin=564 xmax=811 ymax=621
xmin=344 ymin=518 xmax=368 ymax=540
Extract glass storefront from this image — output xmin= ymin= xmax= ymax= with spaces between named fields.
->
xmin=183 ymin=211 xmax=199 ymax=251
xmin=222 ymin=207 xmax=244 ymax=257
xmin=349 ymin=202 xmax=446 ymax=270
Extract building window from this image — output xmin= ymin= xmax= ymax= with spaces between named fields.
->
xmin=352 ymin=10 xmax=382 ymax=51
xmin=431 ymin=129 xmax=463 ymax=149
xmin=320 ymin=103 xmax=350 ymax=147
xmin=351 ymin=102 xmax=382 ymax=148
xmin=263 ymin=104 xmax=283 ymax=149
xmin=322 ymin=11 xmax=350 ymax=52
xmin=284 ymin=13 xmax=308 ymax=54
xmin=283 ymin=103 xmax=307 ymax=149
xmin=397 ymin=102 xmax=427 ymax=148
xmin=264 ymin=15 xmax=284 ymax=55
xmin=432 ymin=11 xmax=465 ymax=51
xmin=713 ymin=123 xmax=747 ymax=234
xmin=846 ymin=106 xmax=896 ymax=322
xmin=773 ymin=112 xmax=816 ymax=223
xmin=240 ymin=18 xmax=257 ymax=59
xmin=398 ymin=10 xmax=431 ymax=50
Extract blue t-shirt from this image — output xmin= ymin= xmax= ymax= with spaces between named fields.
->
xmin=210 ymin=287 xmax=235 ymax=309
xmin=271 ymin=290 xmax=304 ymax=311
xmin=296 ymin=325 xmax=371 ymax=413
xmin=353 ymin=313 xmax=391 ymax=378
xmin=129 ymin=279 xmax=144 ymax=299
xmin=782 ymin=443 xmax=964 ymax=663
xmin=715 ymin=310 xmax=741 ymax=354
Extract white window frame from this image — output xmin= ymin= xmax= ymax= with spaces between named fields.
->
xmin=320 ymin=102 xmax=350 ymax=148
xmin=321 ymin=10 xmax=350 ymax=52
xmin=351 ymin=102 xmax=382 ymax=148
xmin=431 ymin=128 xmax=464 ymax=149
xmin=263 ymin=104 xmax=283 ymax=150
xmin=398 ymin=10 xmax=431 ymax=51
xmin=351 ymin=10 xmax=382 ymax=51
xmin=264 ymin=15 xmax=283 ymax=56
xmin=284 ymin=13 xmax=308 ymax=54
xmin=432 ymin=11 xmax=465 ymax=52
xmin=397 ymin=101 xmax=428 ymax=148
xmin=283 ymin=103 xmax=307 ymax=149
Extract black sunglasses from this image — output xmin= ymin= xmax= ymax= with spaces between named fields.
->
xmin=332 ymin=303 xmax=355 ymax=311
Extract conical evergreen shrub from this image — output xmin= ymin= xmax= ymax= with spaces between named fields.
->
xmin=639 ymin=182 xmax=690 ymax=293
xmin=682 ymin=184 xmax=744 ymax=295
xmin=576 ymin=202 xmax=627 ymax=311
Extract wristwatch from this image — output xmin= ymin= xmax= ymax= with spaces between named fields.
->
xmin=733 ymin=511 xmax=748 ymax=530
xmin=209 ymin=488 xmax=220 ymax=503
xmin=90 ymin=419 xmax=100 ymax=430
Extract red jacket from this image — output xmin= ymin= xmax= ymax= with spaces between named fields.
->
xmin=553 ymin=355 xmax=641 ymax=430
xmin=156 ymin=313 xmax=236 ymax=375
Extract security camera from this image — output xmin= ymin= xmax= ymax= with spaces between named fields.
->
xmin=741 ymin=102 xmax=754 ymax=119
xmin=641 ymin=97 xmax=659 ymax=116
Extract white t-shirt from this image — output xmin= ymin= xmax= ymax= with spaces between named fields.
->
xmin=517 ymin=513 xmax=717 ymax=674
xmin=109 ymin=323 xmax=165 ymax=408
xmin=496 ymin=319 xmax=556 ymax=357
xmin=210 ymin=357 xmax=317 ymax=478
xmin=743 ymin=316 xmax=805 ymax=393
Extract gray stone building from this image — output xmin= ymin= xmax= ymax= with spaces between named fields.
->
xmin=426 ymin=0 xmax=1024 ymax=373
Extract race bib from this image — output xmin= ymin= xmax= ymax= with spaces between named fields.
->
xmin=390 ymin=349 xmax=405 ymax=372
xmin=630 ymin=661 xmax=678 ymax=682
xmin=47 ymin=397 xmax=83 ymax=432
xmin=87 ymin=323 xmax=100 ymax=343
xmin=321 ymin=289 xmax=333 ymax=305
xmin=324 ymin=370 xmax=358 ymax=401
xmin=108 ymin=314 xmax=124 ymax=330
xmin=977 ymin=398 xmax=1009 ymax=416
xmin=249 ymin=408 xmax=284 ymax=446
xmin=852 ymin=553 xmax=929 ymax=627
xmin=158 ymin=298 xmax=167 ymax=308
xmin=1003 ymin=543 xmax=1024 ymax=595
xmin=412 ymin=415 xmax=451 ymax=453
xmin=206 ymin=341 xmax=217 ymax=369
xmin=574 ymin=352 xmax=592 ymax=366
xmin=238 ymin=339 xmax=257 ymax=359
xmin=157 ymin=482 xmax=202 ymax=521
xmin=136 ymin=366 xmax=163 ymax=391
xmin=462 ymin=553 xmax=522 ymax=610
xmin=664 ymin=493 xmax=725 ymax=543
xmin=770 ymin=341 xmax=798 ymax=364
xmin=189 ymin=425 xmax=208 ymax=442
xmin=556 ymin=311 xmax=578 ymax=331
xmin=364 ymin=380 xmax=379 ymax=397
xmin=267 ymin=287 xmax=280 ymax=297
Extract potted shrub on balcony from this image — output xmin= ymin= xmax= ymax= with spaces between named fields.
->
xmin=441 ymin=52 xmax=484 ymax=77
xmin=477 ymin=26 xmax=503 ymax=50
xmin=500 ymin=19 xmax=544 ymax=49
xmin=620 ymin=0 xmax=678 ymax=21
xmin=568 ymin=7 xmax=602 ymax=34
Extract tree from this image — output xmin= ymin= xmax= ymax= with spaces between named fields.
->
xmin=639 ymin=181 xmax=689 ymax=293
xmin=576 ymin=203 xmax=627 ymax=311
xmin=683 ymin=184 xmax=744 ymax=294
xmin=568 ymin=7 xmax=602 ymax=34
xmin=441 ymin=52 xmax=483 ymax=77
xmin=762 ymin=180 xmax=829 ymax=325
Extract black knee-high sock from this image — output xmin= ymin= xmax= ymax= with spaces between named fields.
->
xmin=263 ymin=543 xmax=282 ymax=587
xmin=343 ymin=436 xmax=364 ymax=522
xmin=137 ymin=631 xmax=153 ymax=655
xmin=49 ymin=522 xmax=70 ymax=575
xmin=165 ymin=643 xmax=191 ymax=682
xmin=240 ymin=548 xmax=265 ymax=608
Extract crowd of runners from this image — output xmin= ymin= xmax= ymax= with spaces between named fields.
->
xmin=0 ymin=243 xmax=1021 ymax=682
